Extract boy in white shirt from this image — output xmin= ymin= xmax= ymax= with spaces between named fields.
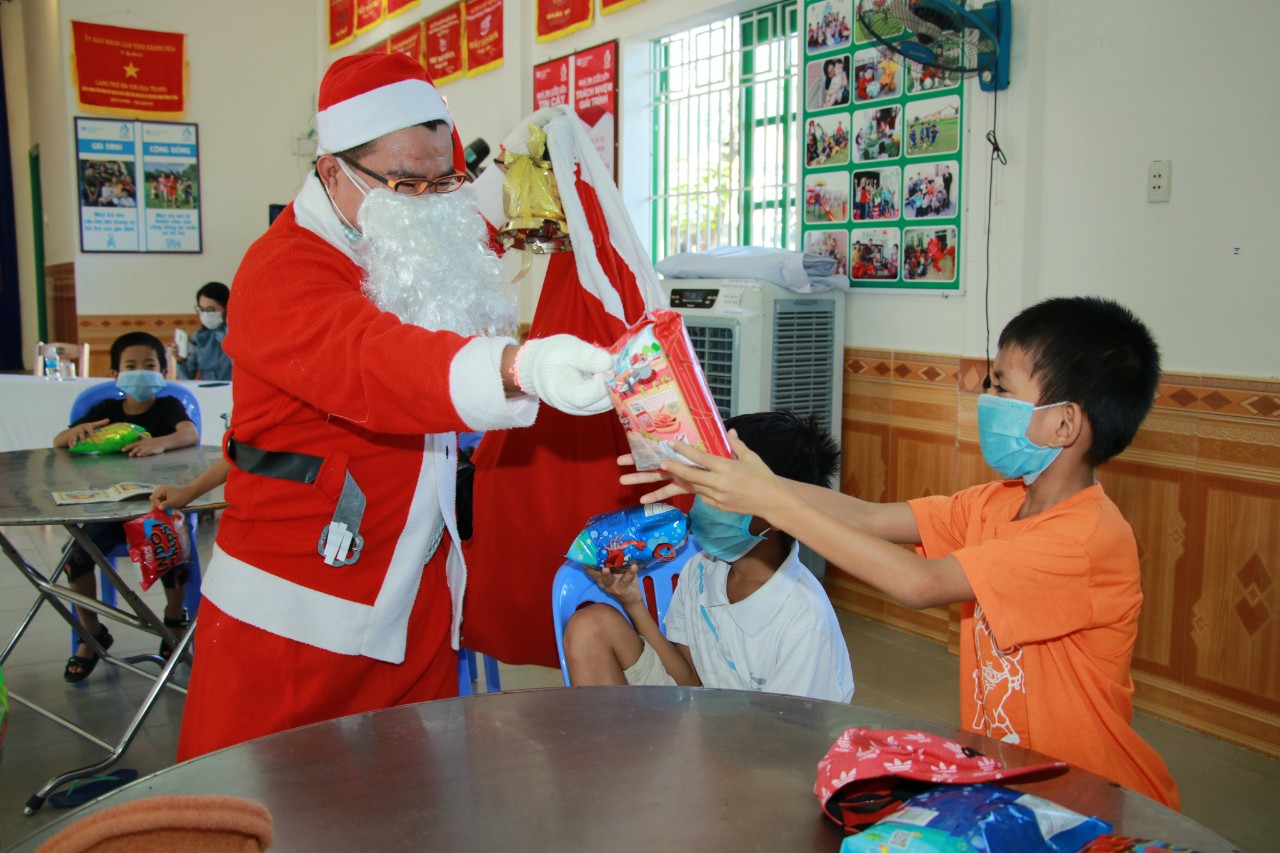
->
xmin=564 ymin=411 xmax=855 ymax=702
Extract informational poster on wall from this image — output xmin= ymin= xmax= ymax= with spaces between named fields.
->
xmin=572 ymin=41 xmax=618 ymax=179
xmin=531 ymin=43 xmax=618 ymax=180
xmin=799 ymin=0 xmax=963 ymax=292
xmin=75 ymin=117 xmax=202 ymax=254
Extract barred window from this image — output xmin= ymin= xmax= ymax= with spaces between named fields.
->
xmin=650 ymin=1 xmax=800 ymax=262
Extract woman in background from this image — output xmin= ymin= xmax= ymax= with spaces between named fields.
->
xmin=177 ymin=281 xmax=232 ymax=381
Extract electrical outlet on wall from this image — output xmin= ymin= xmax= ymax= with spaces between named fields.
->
xmin=1148 ymin=160 xmax=1172 ymax=203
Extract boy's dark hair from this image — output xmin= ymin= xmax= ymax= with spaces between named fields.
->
xmin=196 ymin=281 xmax=230 ymax=307
xmin=110 ymin=331 xmax=167 ymax=373
xmin=724 ymin=411 xmax=842 ymax=552
xmin=998 ymin=296 xmax=1160 ymax=466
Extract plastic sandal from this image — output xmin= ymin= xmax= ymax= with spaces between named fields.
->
xmin=48 ymin=769 xmax=139 ymax=808
xmin=64 ymin=625 xmax=114 ymax=683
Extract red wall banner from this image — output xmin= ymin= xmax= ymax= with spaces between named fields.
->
xmin=536 ymin=0 xmax=592 ymax=43
xmin=71 ymin=21 xmax=186 ymax=118
xmin=328 ymin=0 xmax=356 ymax=49
xmin=572 ymin=41 xmax=618 ymax=179
xmin=386 ymin=0 xmax=422 ymax=19
xmin=355 ymin=0 xmax=385 ymax=34
xmin=533 ymin=56 xmax=571 ymax=109
xmin=388 ymin=21 xmax=425 ymax=66
xmin=465 ymin=0 xmax=504 ymax=76
xmin=425 ymin=4 xmax=465 ymax=85
xmin=600 ymin=0 xmax=645 ymax=13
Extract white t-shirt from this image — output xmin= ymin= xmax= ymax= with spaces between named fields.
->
xmin=664 ymin=543 xmax=855 ymax=702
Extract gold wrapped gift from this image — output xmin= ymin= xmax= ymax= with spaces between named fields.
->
xmin=498 ymin=124 xmax=572 ymax=253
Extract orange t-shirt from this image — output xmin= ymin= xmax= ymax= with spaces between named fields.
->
xmin=910 ymin=481 xmax=1180 ymax=809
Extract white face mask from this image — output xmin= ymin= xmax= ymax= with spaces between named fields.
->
xmin=325 ymin=157 xmax=378 ymax=242
xmin=198 ymin=310 xmax=224 ymax=330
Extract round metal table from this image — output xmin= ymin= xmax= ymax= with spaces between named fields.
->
xmin=7 ymin=687 xmax=1241 ymax=852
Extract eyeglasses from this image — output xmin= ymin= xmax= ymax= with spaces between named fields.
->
xmin=342 ymin=158 xmax=467 ymax=195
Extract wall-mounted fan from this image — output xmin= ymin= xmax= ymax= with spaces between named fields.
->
xmin=857 ymin=0 xmax=1011 ymax=91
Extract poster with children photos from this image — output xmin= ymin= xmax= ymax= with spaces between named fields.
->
xmin=800 ymin=0 xmax=963 ymax=291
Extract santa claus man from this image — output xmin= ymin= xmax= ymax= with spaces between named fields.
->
xmin=177 ymin=53 xmax=612 ymax=759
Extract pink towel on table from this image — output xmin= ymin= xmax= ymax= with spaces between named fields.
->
xmin=35 ymin=795 xmax=272 ymax=853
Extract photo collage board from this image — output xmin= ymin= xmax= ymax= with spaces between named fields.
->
xmin=800 ymin=0 xmax=963 ymax=291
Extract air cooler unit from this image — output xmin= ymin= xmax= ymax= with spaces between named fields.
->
xmin=661 ymin=278 xmax=846 ymax=436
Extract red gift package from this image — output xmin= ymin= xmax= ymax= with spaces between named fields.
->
xmin=124 ymin=509 xmax=192 ymax=591
xmin=606 ymin=309 xmax=732 ymax=470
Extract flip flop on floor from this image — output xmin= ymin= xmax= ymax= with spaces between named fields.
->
xmin=48 ymin=769 xmax=139 ymax=809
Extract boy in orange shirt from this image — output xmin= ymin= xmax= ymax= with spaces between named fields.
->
xmin=625 ymin=296 xmax=1179 ymax=809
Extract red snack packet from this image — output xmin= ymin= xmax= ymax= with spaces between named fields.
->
xmin=124 ymin=509 xmax=192 ymax=591
xmin=606 ymin=309 xmax=732 ymax=471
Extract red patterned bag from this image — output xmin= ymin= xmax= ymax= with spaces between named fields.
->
xmin=606 ymin=309 xmax=732 ymax=470
xmin=124 ymin=509 xmax=192 ymax=591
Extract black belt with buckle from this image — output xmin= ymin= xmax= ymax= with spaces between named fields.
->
xmin=227 ymin=438 xmax=364 ymax=566
xmin=227 ymin=438 xmax=323 ymax=484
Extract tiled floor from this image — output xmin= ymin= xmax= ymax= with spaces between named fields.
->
xmin=1 ymin=523 xmax=1276 ymax=851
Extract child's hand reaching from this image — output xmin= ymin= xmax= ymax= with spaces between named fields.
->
xmin=655 ymin=433 xmax=782 ymax=519
xmin=617 ymin=453 xmax=689 ymax=505
xmin=586 ymin=563 xmax=643 ymax=608
xmin=65 ymin=419 xmax=110 ymax=447
xmin=150 ymin=483 xmax=195 ymax=510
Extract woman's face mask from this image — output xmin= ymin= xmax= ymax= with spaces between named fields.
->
xmin=689 ymin=496 xmax=768 ymax=563
xmin=116 ymin=370 xmax=167 ymax=403
xmin=198 ymin=308 xmax=224 ymax=330
xmin=976 ymin=394 xmax=1068 ymax=484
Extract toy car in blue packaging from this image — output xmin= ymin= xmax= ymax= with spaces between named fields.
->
xmin=565 ymin=503 xmax=688 ymax=570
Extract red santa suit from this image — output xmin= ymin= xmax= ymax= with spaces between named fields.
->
xmin=178 ymin=56 xmax=542 ymax=760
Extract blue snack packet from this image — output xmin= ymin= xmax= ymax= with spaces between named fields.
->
xmin=566 ymin=503 xmax=687 ymax=570
xmin=840 ymin=783 xmax=1112 ymax=853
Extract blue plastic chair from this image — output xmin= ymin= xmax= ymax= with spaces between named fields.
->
xmin=65 ymin=382 xmax=204 ymax=651
xmin=552 ymin=536 xmax=699 ymax=685
xmin=456 ymin=648 xmax=502 ymax=696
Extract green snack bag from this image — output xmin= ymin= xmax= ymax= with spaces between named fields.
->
xmin=70 ymin=422 xmax=150 ymax=455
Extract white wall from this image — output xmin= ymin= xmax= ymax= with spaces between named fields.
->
xmin=329 ymin=0 xmax=1280 ymax=379
xmin=9 ymin=0 xmax=1275 ymax=378
xmin=7 ymin=0 xmax=317 ymax=326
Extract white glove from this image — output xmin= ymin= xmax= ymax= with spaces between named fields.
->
xmin=515 ymin=334 xmax=614 ymax=416
xmin=501 ymin=107 xmax=566 ymax=158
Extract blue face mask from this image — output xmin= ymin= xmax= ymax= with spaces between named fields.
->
xmin=116 ymin=370 xmax=167 ymax=402
xmin=689 ymin=496 xmax=768 ymax=562
xmin=977 ymin=394 xmax=1068 ymax=484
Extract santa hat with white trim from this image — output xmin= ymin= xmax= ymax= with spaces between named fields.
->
xmin=315 ymin=53 xmax=453 ymax=155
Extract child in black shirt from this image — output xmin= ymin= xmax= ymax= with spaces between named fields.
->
xmin=52 ymin=332 xmax=199 ymax=680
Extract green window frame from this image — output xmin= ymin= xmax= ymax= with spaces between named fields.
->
xmin=650 ymin=1 xmax=800 ymax=263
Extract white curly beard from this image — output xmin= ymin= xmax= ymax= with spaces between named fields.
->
xmin=355 ymin=186 xmax=516 ymax=338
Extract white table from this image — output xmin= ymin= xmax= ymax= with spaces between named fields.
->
xmin=0 ymin=375 xmax=231 ymax=452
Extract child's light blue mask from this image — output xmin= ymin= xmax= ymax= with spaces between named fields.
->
xmin=689 ymin=496 xmax=768 ymax=562
xmin=116 ymin=370 xmax=167 ymax=403
xmin=976 ymin=394 xmax=1068 ymax=484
